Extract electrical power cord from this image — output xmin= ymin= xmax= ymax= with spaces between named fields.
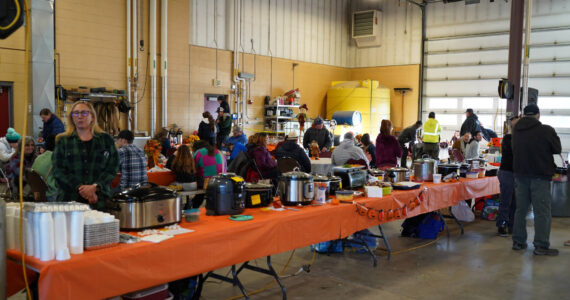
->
xmin=17 ymin=0 xmax=32 ymax=299
xmin=222 ymin=220 xmax=459 ymax=300
xmin=222 ymin=249 xmax=318 ymax=300
xmin=0 ymin=0 xmax=21 ymax=30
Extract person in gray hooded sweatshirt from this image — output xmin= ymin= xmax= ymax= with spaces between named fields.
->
xmin=332 ymin=132 xmax=369 ymax=167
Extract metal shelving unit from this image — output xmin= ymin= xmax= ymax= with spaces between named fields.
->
xmin=264 ymin=103 xmax=300 ymax=136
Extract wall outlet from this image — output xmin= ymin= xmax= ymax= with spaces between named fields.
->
xmin=212 ymin=79 xmax=222 ymax=87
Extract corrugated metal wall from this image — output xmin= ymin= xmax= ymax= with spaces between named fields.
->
xmin=189 ymin=0 xmax=422 ymax=68
xmin=423 ymin=0 xmax=570 ymax=153
xmin=190 ymin=0 xmax=353 ymax=67
xmin=349 ymin=0 xmax=422 ymax=67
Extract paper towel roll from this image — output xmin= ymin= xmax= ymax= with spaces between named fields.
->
xmin=69 ymin=211 xmax=84 ymax=255
xmin=39 ymin=212 xmax=55 ymax=261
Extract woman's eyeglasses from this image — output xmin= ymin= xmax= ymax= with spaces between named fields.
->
xmin=71 ymin=110 xmax=90 ymax=117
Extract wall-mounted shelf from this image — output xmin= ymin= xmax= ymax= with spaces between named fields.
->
xmin=264 ymin=104 xmax=300 ymax=108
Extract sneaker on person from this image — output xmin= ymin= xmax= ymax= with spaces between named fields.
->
xmin=512 ymin=242 xmax=527 ymax=251
xmin=533 ymin=246 xmax=559 ymax=256
xmin=497 ymin=223 xmax=508 ymax=237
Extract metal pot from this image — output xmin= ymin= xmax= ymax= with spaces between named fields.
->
xmin=111 ymin=182 xmax=181 ymax=230
xmin=328 ymin=175 xmax=342 ymax=195
xmin=385 ymin=167 xmax=408 ymax=183
xmin=459 ymin=163 xmax=470 ymax=178
xmin=278 ymin=168 xmax=314 ymax=206
xmin=368 ymin=168 xmax=385 ymax=181
xmin=466 ymin=158 xmax=486 ymax=170
xmin=438 ymin=163 xmax=460 ymax=177
xmin=413 ymin=156 xmax=438 ymax=182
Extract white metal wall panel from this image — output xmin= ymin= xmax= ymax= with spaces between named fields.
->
xmin=191 ymin=0 xmax=354 ymax=67
xmin=348 ymin=0 xmax=422 ymax=67
xmin=190 ymin=0 xmax=421 ymax=68
xmin=424 ymin=0 xmax=570 ymax=152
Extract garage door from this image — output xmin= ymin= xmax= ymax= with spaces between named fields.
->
xmin=423 ymin=1 xmax=570 ymax=154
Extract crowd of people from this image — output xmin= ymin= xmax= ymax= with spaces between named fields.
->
xmin=1 ymin=99 xmax=567 ymax=252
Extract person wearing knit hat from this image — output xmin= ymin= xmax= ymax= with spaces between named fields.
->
xmin=302 ymin=116 xmax=332 ymax=152
xmin=0 ymin=128 xmax=21 ymax=167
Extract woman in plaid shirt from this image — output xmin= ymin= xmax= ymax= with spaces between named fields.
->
xmin=52 ymin=101 xmax=119 ymax=209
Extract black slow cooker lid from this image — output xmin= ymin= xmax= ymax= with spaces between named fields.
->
xmin=113 ymin=183 xmax=176 ymax=202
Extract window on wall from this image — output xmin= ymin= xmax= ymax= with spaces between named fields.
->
xmin=429 ymin=98 xmax=458 ymax=109
xmin=437 ymin=114 xmax=459 ymax=126
xmin=463 ymin=97 xmax=494 ymax=109
xmin=539 ymin=97 xmax=570 ymax=109
xmin=541 ymin=116 xmax=570 ymax=128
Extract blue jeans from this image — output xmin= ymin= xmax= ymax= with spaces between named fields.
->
xmin=513 ymin=176 xmax=552 ymax=248
xmin=496 ymin=170 xmax=516 ymax=230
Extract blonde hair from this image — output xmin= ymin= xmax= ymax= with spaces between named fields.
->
xmin=57 ymin=101 xmax=104 ymax=140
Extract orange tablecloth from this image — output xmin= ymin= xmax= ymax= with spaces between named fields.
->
xmin=7 ymin=177 xmax=499 ymax=300
xmin=111 ymin=171 xmax=176 ymax=188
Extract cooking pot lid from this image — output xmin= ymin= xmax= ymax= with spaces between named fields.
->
xmin=438 ymin=163 xmax=460 ymax=168
xmin=328 ymin=175 xmax=342 ymax=181
xmin=245 ymin=183 xmax=273 ymax=189
xmin=282 ymin=170 xmax=313 ymax=179
xmin=312 ymin=174 xmax=330 ymax=181
xmin=388 ymin=167 xmax=408 ymax=172
xmin=368 ymin=168 xmax=385 ymax=174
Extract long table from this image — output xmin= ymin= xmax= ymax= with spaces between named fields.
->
xmin=7 ymin=177 xmax=499 ymax=300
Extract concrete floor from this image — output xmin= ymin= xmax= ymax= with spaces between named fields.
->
xmin=9 ymin=217 xmax=570 ymax=300
xmin=200 ymin=217 xmax=570 ymax=300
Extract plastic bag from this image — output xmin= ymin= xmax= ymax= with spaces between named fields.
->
xmin=451 ymin=201 xmax=475 ymax=222
xmin=482 ymin=206 xmax=499 ymax=221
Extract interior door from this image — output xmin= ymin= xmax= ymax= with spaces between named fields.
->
xmin=0 ymin=85 xmax=11 ymax=135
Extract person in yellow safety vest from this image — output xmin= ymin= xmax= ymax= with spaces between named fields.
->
xmin=422 ymin=112 xmax=441 ymax=160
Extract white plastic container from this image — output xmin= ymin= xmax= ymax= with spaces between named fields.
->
xmin=24 ymin=210 xmax=34 ymax=256
xmin=38 ymin=212 xmax=55 ymax=261
xmin=5 ymin=206 xmax=16 ymax=250
xmin=69 ymin=211 xmax=84 ymax=254
xmin=53 ymin=211 xmax=68 ymax=259
xmin=433 ymin=174 xmax=442 ymax=184
xmin=33 ymin=211 xmax=42 ymax=259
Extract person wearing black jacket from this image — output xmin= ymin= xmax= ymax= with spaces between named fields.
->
xmin=460 ymin=108 xmax=481 ymax=137
xmin=397 ymin=120 xmax=422 ymax=167
xmin=198 ymin=112 xmax=216 ymax=146
xmin=275 ymin=131 xmax=311 ymax=173
xmin=511 ymin=104 xmax=562 ymax=256
xmin=496 ymin=116 xmax=519 ymax=236
xmin=40 ymin=108 xmax=65 ymax=141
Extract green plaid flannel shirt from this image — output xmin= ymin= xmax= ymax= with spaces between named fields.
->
xmin=52 ymin=131 xmax=119 ymax=206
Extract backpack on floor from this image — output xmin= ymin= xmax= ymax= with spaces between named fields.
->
xmin=346 ymin=229 xmax=378 ymax=253
xmin=311 ymin=239 xmax=343 ymax=253
xmin=417 ymin=212 xmax=445 ymax=239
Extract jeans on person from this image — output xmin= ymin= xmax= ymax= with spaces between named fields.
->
xmin=422 ymin=142 xmax=440 ymax=160
xmin=496 ymin=170 xmax=516 ymax=230
xmin=513 ymin=176 xmax=552 ymax=248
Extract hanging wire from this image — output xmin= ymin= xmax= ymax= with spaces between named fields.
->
xmin=214 ymin=0 xmax=218 ymax=80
